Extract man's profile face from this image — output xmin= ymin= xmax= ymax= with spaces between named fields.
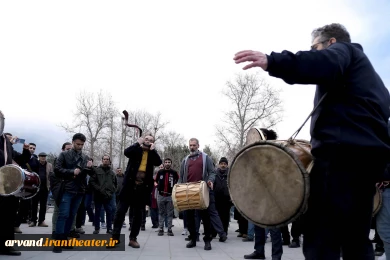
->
xmin=72 ymin=139 xmax=85 ymax=151
xmin=311 ymin=36 xmax=329 ymax=51
xmin=189 ymin=140 xmax=199 ymax=152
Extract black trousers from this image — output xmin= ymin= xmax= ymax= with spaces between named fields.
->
xmin=213 ymin=200 xmax=231 ymax=236
xmin=0 ymin=196 xmax=19 ymax=251
xmin=302 ymin=154 xmax=385 ymax=260
xmin=187 ymin=208 xmax=212 ymax=242
xmin=76 ymin=194 xmax=86 ymax=228
xmin=31 ymin=187 xmax=48 ymax=224
xmin=129 ymin=207 xmax=146 ymax=227
xmin=113 ymin=199 xmax=143 ymax=240
xmin=237 ymin=211 xmax=248 ymax=235
xmin=280 ymin=218 xmax=303 ymax=243
xmin=15 ymin=199 xmax=32 ymax=227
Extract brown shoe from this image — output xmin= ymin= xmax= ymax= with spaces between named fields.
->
xmin=14 ymin=227 xmax=22 ymax=233
xmin=38 ymin=222 xmax=48 ymax=227
xmin=128 ymin=239 xmax=140 ymax=248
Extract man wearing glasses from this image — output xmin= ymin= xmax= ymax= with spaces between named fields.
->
xmin=234 ymin=23 xmax=390 ymax=259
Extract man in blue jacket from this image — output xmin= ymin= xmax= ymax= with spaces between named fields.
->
xmin=234 ymin=23 xmax=390 ymax=260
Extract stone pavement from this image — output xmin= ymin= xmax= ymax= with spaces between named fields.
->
xmin=2 ymin=211 xmax=380 ymax=260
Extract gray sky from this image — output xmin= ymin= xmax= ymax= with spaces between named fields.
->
xmin=1 ymin=0 xmax=389 ymax=153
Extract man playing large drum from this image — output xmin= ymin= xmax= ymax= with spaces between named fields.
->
xmin=179 ymin=138 xmax=217 ymax=250
xmin=234 ymin=23 xmax=390 ymax=260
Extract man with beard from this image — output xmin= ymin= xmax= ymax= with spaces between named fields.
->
xmin=234 ymin=23 xmax=390 ymax=260
xmin=110 ymin=134 xmax=162 ymax=249
xmin=179 ymin=138 xmax=218 ymax=251
xmin=155 ymin=158 xmax=179 ymax=236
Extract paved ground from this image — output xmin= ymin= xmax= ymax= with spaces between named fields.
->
xmin=2 ymin=211 xmax=381 ymax=260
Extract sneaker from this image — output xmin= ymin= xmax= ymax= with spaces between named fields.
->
xmin=167 ymin=229 xmax=174 ymax=236
xmin=181 ymin=229 xmax=188 ymax=236
xmin=75 ymin=227 xmax=85 ymax=234
xmin=158 ymin=229 xmax=164 ymax=236
xmin=101 ymin=222 xmax=106 ymax=228
xmin=38 ymin=222 xmax=48 ymax=227
xmin=93 ymin=230 xmax=100 ymax=234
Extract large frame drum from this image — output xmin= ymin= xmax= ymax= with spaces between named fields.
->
xmin=228 ymin=139 xmax=312 ymax=228
xmin=0 ymin=164 xmax=40 ymax=200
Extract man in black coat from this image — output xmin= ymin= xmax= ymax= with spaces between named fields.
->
xmin=110 ymin=134 xmax=162 ymax=249
xmin=234 ymin=23 xmax=390 ymax=259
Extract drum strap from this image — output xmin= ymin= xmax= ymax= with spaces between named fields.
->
xmin=289 ymin=93 xmax=328 ymax=140
xmin=26 ymin=163 xmax=33 ymax=172
xmin=3 ymin=134 xmax=7 ymax=164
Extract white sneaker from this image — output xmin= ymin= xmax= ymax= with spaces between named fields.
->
xmin=181 ymin=229 xmax=188 ymax=235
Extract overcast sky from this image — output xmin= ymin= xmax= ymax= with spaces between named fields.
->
xmin=1 ymin=0 xmax=389 ymax=154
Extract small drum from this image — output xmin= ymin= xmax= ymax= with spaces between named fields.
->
xmin=0 ymin=164 xmax=41 ymax=200
xmin=373 ymin=186 xmax=382 ymax=216
xmin=172 ymin=181 xmax=210 ymax=211
xmin=246 ymin=127 xmax=267 ymax=145
xmin=228 ymin=139 xmax=313 ymax=228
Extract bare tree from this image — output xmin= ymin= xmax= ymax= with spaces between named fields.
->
xmin=60 ymin=90 xmax=117 ymax=162
xmin=159 ymin=131 xmax=188 ymax=170
xmin=215 ymin=73 xmax=283 ymax=158
xmin=202 ymin=145 xmax=219 ymax=166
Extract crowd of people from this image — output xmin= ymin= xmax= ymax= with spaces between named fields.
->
xmin=1 ymin=22 xmax=390 ymax=260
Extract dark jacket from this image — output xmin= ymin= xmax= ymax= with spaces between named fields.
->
xmin=118 ymin=142 xmax=162 ymax=205
xmin=155 ymin=168 xmax=179 ymax=196
xmin=52 ymin=149 xmax=92 ymax=203
xmin=115 ymin=174 xmax=124 ymax=195
xmin=213 ymin=167 xmax=231 ymax=203
xmin=89 ymin=165 xmax=117 ymax=202
xmin=266 ymin=42 xmax=390 ymax=160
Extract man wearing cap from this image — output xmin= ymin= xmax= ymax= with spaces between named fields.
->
xmin=29 ymin=152 xmax=53 ymax=227
xmin=213 ymin=157 xmax=232 ymax=236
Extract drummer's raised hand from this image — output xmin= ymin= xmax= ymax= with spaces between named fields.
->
xmin=150 ymin=143 xmax=155 ymax=150
xmin=207 ymin=181 xmax=213 ymax=190
xmin=234 ymin=50 xmax=268 ymax=71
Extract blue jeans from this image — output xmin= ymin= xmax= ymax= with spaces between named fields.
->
xmin=254 ymin=226 xmax=283 ymax=259
xmin=94 ymin=200 xmax=112 ymax=230
xmin=377 ymin=188 xmax=390 ymax=260
xmin=55 ymin=191 xmax=83 ymax=236
xmin=248 ymin=221 xmax=255 ymax=239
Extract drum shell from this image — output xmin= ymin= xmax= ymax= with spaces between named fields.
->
xmin=172 ymin=181 xmax=210 ymax=211
xmin=0 ymin=165 xmax=40 ymax=200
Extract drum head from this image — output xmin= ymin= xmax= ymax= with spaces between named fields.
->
xmin=246 ymin=128 xmax=264 ymax=145
xmin=0 ymin=165 xmax=24 ymax=195
xmin=200 ymin=181 xmax=210 ymax=208
xmin=228 ymin=141 xmax=309 ymax=228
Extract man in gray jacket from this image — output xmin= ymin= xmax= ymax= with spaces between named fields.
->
xmin=179 ymin=138 xmax=217 ymax=251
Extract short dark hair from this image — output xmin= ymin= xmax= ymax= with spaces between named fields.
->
xmin=260 ymin=128 xmax=278 ymax=140
xmin=4 ymin=132 xmax=11 ymax=136
xmin=312 ymin=23 xmax=351 ymax=43
xmin=61 ymin=142 xmax=71 ymax=150
xmin=72 ymin=133 xmax=86 ymax=142
xmin=164 ymin=158 xmax=172 ymax=163
xmin=29 ymin=143 xmax=36 ymax=147
xmin=102 ymin=155 xmax=111 ymax=161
